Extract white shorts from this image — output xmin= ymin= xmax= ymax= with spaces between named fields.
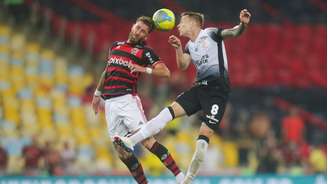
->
xmin=104 ymin=94 xmax=147 ymax=141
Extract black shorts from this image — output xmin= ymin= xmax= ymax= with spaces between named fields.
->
xmin=175 ymin=78 xmax=230 ymax=131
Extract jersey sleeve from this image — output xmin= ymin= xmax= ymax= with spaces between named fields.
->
xmin=110 ymin=41 xmax=119 ymax=50
xmin=207 ymin=27 xmax=224 ymax=42
xmin=107 ymin=41 xmax=119 ymax=60
xmin=143 ymin=48 xmax=160 ymax=66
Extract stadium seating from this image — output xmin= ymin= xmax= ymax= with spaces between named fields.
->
xmin=28 ymin=0 xmax=326 ymax=88
xmin=0 ymin=23 xmax=112 ymax=174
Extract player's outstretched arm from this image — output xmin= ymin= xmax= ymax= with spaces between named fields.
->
xmin=129 ymin=62 xmax=171 ymax=78
xmin=221 ymin=9 xmax=251 ymax=39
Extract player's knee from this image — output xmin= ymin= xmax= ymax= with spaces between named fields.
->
xmin=113 ymin=142 xmax=133 ymax=160
xmin=141 ymin=137 xmax=156 ymax=149
xmin=199 ymin=124 xmax=214 ymax=138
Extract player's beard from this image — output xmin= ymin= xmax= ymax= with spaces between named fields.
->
xmin=128 ymin=32 xmax=141 ymax=44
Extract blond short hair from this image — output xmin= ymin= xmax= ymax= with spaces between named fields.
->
xmin=181 ymin=11 xmax=204 ymax=27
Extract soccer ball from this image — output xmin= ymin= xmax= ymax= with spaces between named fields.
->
xmin=152 ymin=8 xmax=175 ymax=31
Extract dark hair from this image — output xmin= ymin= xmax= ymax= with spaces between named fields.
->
xmin=136 ymin=16 xmax=155 ymax=33
xmin=180 ymin=11 xmax=204 ymax=27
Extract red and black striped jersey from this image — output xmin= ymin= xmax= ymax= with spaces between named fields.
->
xmin=102 ymin=41 xmax=161 ymax=99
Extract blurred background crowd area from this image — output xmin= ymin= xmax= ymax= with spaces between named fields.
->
xmin=0 ymin=0 xmax=326 ymax=177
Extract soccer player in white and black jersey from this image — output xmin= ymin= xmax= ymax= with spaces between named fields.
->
xmin=114 ymin=9 xmax=251 ymax=183
xmin=92 ymin=16 xmax=184 ymax=184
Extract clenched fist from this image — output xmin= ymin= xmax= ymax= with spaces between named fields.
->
xmin=240 ymin=9 xmax=251 ymax=25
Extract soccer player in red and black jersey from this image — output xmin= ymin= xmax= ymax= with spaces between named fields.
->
xmin=91 ymin=16 xmax=184 ymax=184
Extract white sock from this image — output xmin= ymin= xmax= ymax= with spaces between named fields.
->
xmin=129 ymin=108 xmax=173 ymax=146
xmin=183 ymin=139 xmax=208 ymax=183
xmin=176 ymin=172 xmax=185 ymax=183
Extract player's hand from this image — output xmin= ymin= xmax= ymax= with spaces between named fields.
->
xmin=168 ymin=35 xmax=182 ymax=49
xmin=129 ymin=62 xmax=144 ymax=74
xmin=240 ymin=9 xmax=251 ymax=25
xmin=91 ymin=95 xmax=104 ymax=115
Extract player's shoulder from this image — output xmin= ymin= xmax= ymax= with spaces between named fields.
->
xmin=142 ymin=45 xmax=155 ymax=54
xmin=204 ymin=27 xmax=221 ymax=34
xmin=112 ymin=41 xmax=125 ymax=47
xmin=110 ymin=41 xmax=125 ymax=51
xmin=185 ymin=41 xmax=191 ymax=47
xmin=204 ymin=27 xmax=223 ymax=41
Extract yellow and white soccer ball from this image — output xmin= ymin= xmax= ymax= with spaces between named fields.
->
xmin=152 ymin=8 xmax=175 ymax=31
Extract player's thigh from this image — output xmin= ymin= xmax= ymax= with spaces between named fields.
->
xmin=104 ymin=99 xmax=129 ymax=139
xmin=123 ymin=95 xmax=147 ymax=132
xmin=170 ymin=101 xmax=187 ymax=117
xmin=174 ymin=86 xmax=201 ymax=117
xmin=199 ymin=86 xmax=229 ymax=131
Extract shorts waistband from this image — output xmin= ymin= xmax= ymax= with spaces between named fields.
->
xmin=194 ymin=76 xmax=220 ymax=86
xmin=103 ymin=93 xmax=134 ymax=101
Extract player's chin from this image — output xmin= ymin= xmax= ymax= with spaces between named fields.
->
xmin=178 ymin=30 xmax=184 ymax=36
xmin=129 ymin=38 xmax=139 ymax=44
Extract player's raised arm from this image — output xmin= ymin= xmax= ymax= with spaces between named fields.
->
xmin=129 ymin=62 xmax=171 ymax=78
xmin=168 ymin=35 xmax=191 ymax=71
xmin=129 ymin=47 xmax=171 ymax=78
xmin=221 ymin=9 xmax=251 ymax=39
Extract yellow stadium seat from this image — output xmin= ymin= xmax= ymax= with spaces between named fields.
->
xmin=10 ymin=33 xmax=25 ymax=51
xmin=0 ymin=24 xmax=11 ymax=36
xmin=41 ymin=49 xmax=55 ymax=60
xmin=222 ymin=141 xmax=239 ymax=167
xmin=3 ymin=96 xmax=20 ymax=124
xmin=54 ymin=57 xmax=68 ymax=85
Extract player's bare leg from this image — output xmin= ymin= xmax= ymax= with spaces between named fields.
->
xmin=113 ymin=136 xmax=134 ymax=158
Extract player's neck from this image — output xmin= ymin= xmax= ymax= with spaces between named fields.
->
xmin=189 ymin=28 xmax=201 ymax=42
xmin=127 ymin=39 xmax=133 ymax=44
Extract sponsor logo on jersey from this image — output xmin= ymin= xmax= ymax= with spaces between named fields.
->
xmin=108 ymin=57 xmax=130 ymax=67
xmin=195 ymin=54 xmax=209 ymax=66
xmin=145 ymin=52 xmax=154 ymax=63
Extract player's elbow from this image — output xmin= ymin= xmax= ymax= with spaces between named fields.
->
xmin=158 ymin=67 xmax=171 ymax=78
xmin=177 ymin=63 xmax=188 ymax=71
xmin=180 ymin=65 xmax=189 ymax=71
xmin=163 ymin=69 xmax=171 ymax=78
